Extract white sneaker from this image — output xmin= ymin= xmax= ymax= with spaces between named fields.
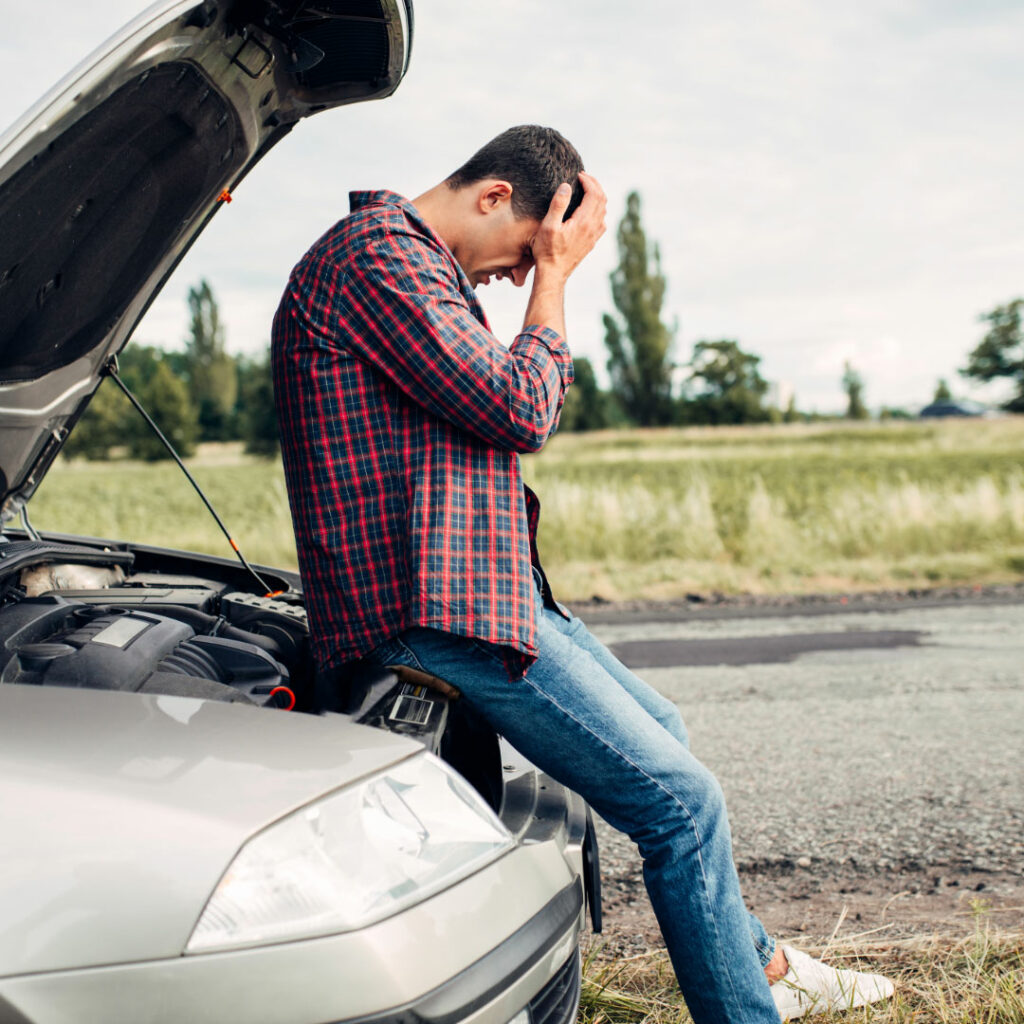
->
xmin=771 ymin=945 xmax=895 ymax=1020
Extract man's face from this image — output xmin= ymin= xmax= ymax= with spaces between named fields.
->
xmin=467 ymin=212 xmax=541 ymax=289
xmin=456 ymin=181 xmax=541 ymax=289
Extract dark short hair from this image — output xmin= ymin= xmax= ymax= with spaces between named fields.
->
xmin=445 ymin=125 xmax=584 ymax=222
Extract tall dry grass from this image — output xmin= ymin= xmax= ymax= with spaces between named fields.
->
xmin=524 ymin=417 xmax=1024 ymax=600
xmin=28 ymin=418 xmax=1024 ymax=600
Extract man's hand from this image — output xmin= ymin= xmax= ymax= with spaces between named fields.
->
xmin=523 ymin=171 xmax=607 ymax=339
xmin=532 ymin=172 xmax=607 ymax=285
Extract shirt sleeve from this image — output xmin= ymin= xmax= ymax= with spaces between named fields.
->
xmin=330 ymin=230 xmax=574 ymax=453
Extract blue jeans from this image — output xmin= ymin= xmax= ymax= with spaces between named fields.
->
xmin=363 ymin=578 xmax=780 ymax=1024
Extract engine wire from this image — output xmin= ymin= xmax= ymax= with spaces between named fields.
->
xmin=105 ymin=358 xmax=276 ymax=597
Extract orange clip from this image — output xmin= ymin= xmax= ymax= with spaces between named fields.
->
xmin=217 ymin=189 xmax=233 ymax=203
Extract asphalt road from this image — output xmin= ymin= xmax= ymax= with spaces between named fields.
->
xmin=573 ymin=593 xmax=1024 ymax=942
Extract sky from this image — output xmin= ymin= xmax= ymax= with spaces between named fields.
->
xmin=2 ymin=0 xmax=1023 ymax=413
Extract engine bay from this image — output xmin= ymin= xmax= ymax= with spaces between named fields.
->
xmin=0 ymin=537 xmax=311 ymax=710
xmin=0 ymin=535 xmax=468 ymax=754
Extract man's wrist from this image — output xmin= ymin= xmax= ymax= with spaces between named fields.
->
xmin=523 ymin=264 xmax=569 ymax=341
xmin=531 ymin=263 xmax=569 ymax=294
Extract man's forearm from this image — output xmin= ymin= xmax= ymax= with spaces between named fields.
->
xmin=522 ymin=268 xmax=567 ymax=341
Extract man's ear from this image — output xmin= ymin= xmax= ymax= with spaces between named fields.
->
xmin=476 ymin=180 xmax=514 ymax=215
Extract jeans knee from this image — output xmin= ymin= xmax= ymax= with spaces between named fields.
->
xmin=630 ymin=759 xmax=729 ymax=855
xmin=686 ymin=763 xmax=727 ymax=828
xmin=658 ymin=702 xmax=690 ymax=748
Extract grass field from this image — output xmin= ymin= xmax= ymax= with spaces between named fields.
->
xmin=30 ymin=416 xmax=1024 ymax=601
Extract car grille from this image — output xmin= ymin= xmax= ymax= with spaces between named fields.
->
xmin=529 ymin=950 xmax=581 ymax=1024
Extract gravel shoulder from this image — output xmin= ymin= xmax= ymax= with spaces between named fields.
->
xmin=572 ymin=583 xmax=1024 ymax=956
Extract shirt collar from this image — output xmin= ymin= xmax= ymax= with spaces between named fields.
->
xmin=349 ymin=189 xmax=455 ymax=258
xmin=348 ymin=190 xmax=486 ymax=323
xmin=349 ymin=189 xmax=413 ymax=213
xmin=348 ymin=189 xmax=434 ymax=236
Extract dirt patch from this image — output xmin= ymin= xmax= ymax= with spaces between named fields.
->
xmin=591 ymin=857 xmax=1024 ymax=961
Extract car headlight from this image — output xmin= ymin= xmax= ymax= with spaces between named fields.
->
xmin=186 ymin=751 xmax=514 ymax=953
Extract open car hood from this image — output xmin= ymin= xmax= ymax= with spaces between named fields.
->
xmin=0 ymin=0 xmax=412 ymax=519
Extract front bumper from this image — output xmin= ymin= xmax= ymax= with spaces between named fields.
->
xmin=0 ymin=844 xmax=583 ymax=1024
xmin=349 ymin=882 xmax=583 ymax=1024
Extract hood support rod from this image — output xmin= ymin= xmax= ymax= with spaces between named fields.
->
xmin=104 ymin=357 xmax=275 ymax=597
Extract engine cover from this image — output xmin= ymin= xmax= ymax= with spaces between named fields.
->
xmin=0 ymin=597 xmax=290 ymax=706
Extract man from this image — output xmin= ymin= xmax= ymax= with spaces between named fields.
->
xmin=272 ymin=125 xmax=894 ymax=1023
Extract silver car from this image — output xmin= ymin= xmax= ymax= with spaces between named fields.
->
xmin=0 ymin=3 xmax=599 ymax=1022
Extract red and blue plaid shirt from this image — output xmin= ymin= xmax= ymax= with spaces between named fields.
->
xmin=272 ymin=191 xmax=574 ymax=677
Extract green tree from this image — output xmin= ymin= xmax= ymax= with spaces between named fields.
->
xmin=879 ymin=406 xmax=912 ymax=420
xmin=961 ymin=298 xmax=1024 ymax=412
xmin=185 ymin=279 xmax=238 ymax=440
xmin=236 ymin=351 xmax=280 ymax=456
xmin=602 ymin=192 xmax=675 ymax=426
xmin=933 ymin=378 xmax=953 ymax=402
xmin=558 ymin=357 xmax=612 ymax=432
xmin=782 ymin=395 xmax=800 ymax=423
xmin=118 ymin=345 xmax=199 ymax=460
xmin=683 ymin=339 xmax=769 ymax=425
xmin=842 ymin=361 xmax=868 ymax=420
xmin=126 ymin=360 xmax=198 ymax=460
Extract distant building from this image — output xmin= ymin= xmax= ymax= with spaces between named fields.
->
xmin=918 ymin=399 xmax=988 ymax=418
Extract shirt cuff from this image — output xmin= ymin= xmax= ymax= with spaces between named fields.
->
xmin=516 ymin=324 xmax=574 ymax=388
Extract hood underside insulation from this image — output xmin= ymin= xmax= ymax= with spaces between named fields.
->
xmin=0 ymin=62 xmax=243 ymax=384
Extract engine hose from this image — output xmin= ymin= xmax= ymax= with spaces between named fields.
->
xmin=151 ymin=604 xmax=283 ymax=659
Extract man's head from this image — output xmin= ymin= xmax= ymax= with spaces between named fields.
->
xmin=423 ymin=126 xmax=585 ymax=288
xmin=445 ymin=125 xmax=585 ymax=223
